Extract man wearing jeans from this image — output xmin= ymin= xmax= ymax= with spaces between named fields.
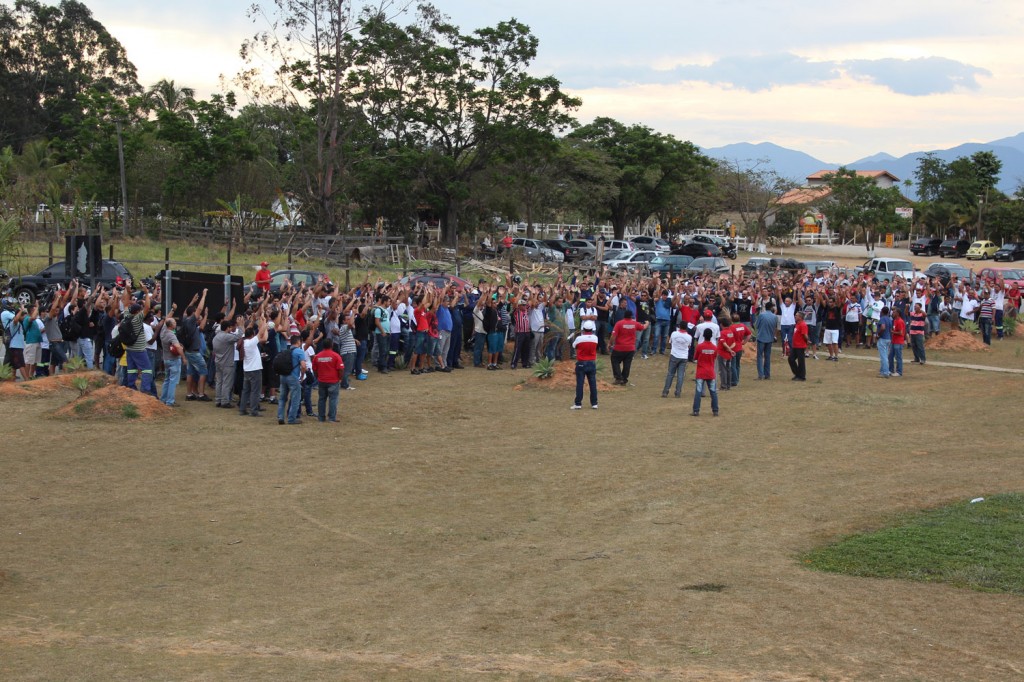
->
xmin=121 ymin=286 xmax=155 ymax=394
xmin=312 ymin=339 xmax=344 ymax=422
xmin=692 ymin=328 xmax=719 ymax=417
xmin=159 ymin=317 xmax=186 ymax=406
xmin=571 ymin=320 xmax=599 ymax=410
xmin=662 ymin=321 xmax=691 ymax=398
xmin=652 ymin=290 xmax=672 ymax=354
xmin=754 ymin=303 xmax=778 ymax=380
xmin=876 ymin=307 xmax=893 ymax=378
xmin=277 ymin=334 xmax=307 ymax=424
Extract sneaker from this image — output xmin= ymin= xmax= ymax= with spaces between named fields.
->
xmin=691 ymin=412 xmax=699 ymax=417
xmin=713 ymin=412 xmax=719 ymax=417
xmin=345 ymin=386 xmax=356 ymax=391
xmin=812 ymin=353 xmax=819 ymax=359
xmin=570 ymin=404 xmax=582 ymax=410
xmin=186 ymin=394 xmax=197 ymax=401
xmin=356 ymin=374 xmax=368 ymax=381
xmin=197 ymin=394 xmax=211 ymax=402
xmin=268 ymin=397 xmax=278 ymax=404
xmin=642 ymin=354 xmax=649 ymax=360
xmin=661 ymin=392 xmax=668 ymax=398
xmin=278 ymin=419 xmax=285 ymax=425
xmin=591 ymin=404 xmax=598 ymax=409
xmin=894 ymin=372 xmax=901 ymax=377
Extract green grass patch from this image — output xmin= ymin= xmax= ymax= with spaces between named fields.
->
xmin=802 ymin=493 xmax=1024 ymax=594
xmin=121 ymin=404 xmax=140 ymax=420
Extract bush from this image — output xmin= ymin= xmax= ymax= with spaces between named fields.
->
xmin=532 ymin=358 xmax=555 ymax=379
xmin=64 ymin=356 xmax=87 ymax=372
xmin=0 ymin=363 xmax=13 ymax=381
xmin=961 ymin=320 xmax=980 ymax=335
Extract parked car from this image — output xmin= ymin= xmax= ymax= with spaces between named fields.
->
xmin=249 ymin=269 xmax=330 ymax=295
xmin=672 ymin=241 xmax=722 ymax=258
xmin=4 ymin=259 xmax=134 ymax=306
xmin=741 ymin=257 xmax=772 ymax=272
xmin=909 ymin=237 xmax=943 ymax=256
xmin=856 ymin=257 xmax=920 ymax=281
xmin=768 ymin=258 xmax=805 ymax=272
xmin=629 ymin=236 xmax=671 ymax=253
xmin=602 ymin=238 xmax=635 ymax=252
xmin=683 ymin=257 xmax=730 ymax=275
xmin=542 ymin=239 xmax=581 ymax=262
xmin=800 ymin=260 xmax=836 ymax=274
xmin=398 ymin=271 xmax=473 ymax=291
xmin=567 ymin=239 xmax=598 ymax=260
xmin=976 ymin=267 xmax=1024 ymax=289
xmin=965 ymin=240 xmax=999 ymax=260
xmin=687 ymin=233 xmax=737 ymax=259
xmin=993 ymin=242 xmax=1024 ymax=262
xmin=937 ymin=239 xmax=970 ymax=258
xmin=603 ymin=250 xmax=658 ymax=272
xmin=510 ymin=237 xmax=564 ymax=262
xmin=923 ymin=262 xmax=974 ymax=286
xmin=648 ymin=254 xmax=695 ymax=275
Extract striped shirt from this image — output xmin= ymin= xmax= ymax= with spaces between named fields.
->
xmin=908 ymin=311 xmax=927 ymax=336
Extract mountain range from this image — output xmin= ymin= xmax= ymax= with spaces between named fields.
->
xmin=701 ymin=133 xmax=1024 ymax=198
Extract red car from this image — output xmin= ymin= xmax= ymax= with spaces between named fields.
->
xmin=977 ymin=267 xmax=1024 ymax=289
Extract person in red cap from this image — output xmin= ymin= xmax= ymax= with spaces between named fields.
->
xmin=255 ymin=261 xmax=272 ymax=293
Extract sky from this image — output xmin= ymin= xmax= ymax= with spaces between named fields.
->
xmin=83 ymin=0 xmax=1024 ymax=163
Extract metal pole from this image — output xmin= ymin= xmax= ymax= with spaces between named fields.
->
xmin=116 ymin=121 xmax=129 ymax=238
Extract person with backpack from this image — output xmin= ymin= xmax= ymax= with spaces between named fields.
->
xmin=2 ymin=300 xmax=28 ymax=380
xmin=120 ymin=283 xmax=155 ymax=394
xmin=276 ymin=333 xmax=307 ymax=425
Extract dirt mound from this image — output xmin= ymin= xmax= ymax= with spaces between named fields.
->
xmin=54 ymin=385 xmax=174 ymax=421
xmin=0 ymin=371 xmax=114 ymax=398
xmin=926 ymin=330 xmax=991 ymax=352
xmin=519 ymin=359 xmax=621 ymax=391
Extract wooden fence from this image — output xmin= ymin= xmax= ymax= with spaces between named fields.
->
xmin=19 ymin=222 xmax=406 ymax=265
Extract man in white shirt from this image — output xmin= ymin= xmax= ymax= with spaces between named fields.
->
xmin=239 ymin=317 xmax=268 ymax=416
xmin=662 ymin=322 xmax=692 ymax=398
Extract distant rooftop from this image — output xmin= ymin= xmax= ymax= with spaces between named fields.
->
xmin=806 ymin=169 xmax=900 ymax=182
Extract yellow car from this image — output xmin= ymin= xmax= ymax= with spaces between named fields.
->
xmin=965 ymin=240 xmax=999 ymax=260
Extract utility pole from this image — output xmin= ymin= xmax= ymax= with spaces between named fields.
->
xmin=116 ymin=121 xmax=129 ymax=237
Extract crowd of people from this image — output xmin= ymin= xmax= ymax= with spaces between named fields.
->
xmin=1 ymin=260 xmax=1019 ymax=422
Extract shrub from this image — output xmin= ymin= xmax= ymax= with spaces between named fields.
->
xmin=532 ymin=358 xmax=555 ymax=379
xmin=960 ymin=320 xmax=979 ymax=335
xmin=121 ymin=404 xmax=140 ymax=419
xmin=71 ymin=376 xmax=90 ymax=396
xmin=64 ymin=356 xmax=87 ymax=372
xmin=0 ymin=363 xmax=13 ymax=381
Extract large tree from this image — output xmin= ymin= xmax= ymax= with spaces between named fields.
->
xmin=567 ymin=118 xmax=714 ymax=240
xmin=819 ymin=167 xmax=909 ymax=241
xmin=355 ymin=8 xmax=580 ymax=245
xmin=714 ymin=158 xmax=793 ymax=240
xmin=0 ymin=0 xmax=140 ymax=152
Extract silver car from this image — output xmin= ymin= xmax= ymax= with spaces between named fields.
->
xmin=510 ymin=237 xmax=565 ymax=263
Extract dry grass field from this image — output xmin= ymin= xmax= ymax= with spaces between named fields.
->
xmin=2 ymin=331 xmax=1023 ymax=681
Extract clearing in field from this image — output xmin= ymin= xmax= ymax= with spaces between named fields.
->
xmin=2 ymin=341 xmax=1023 ymax=680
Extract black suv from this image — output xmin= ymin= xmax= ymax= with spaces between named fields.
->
xmin=938 ymin=239 xmax=970 ymax=258
xmin=542 ymin=239 xmax=581 ymax=262
xmin=909 ymin=237 xmax=942 ymax=256
xmin=4 ymin=260 xmax=133 ymax=306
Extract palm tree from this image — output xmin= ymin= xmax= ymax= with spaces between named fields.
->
xmin=145 ymin=79 xmax=196 ymax=119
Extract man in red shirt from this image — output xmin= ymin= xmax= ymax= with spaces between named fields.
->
xmin=609 ymin=310 xmax=648 ymax=385
xmin=716 ymin=318 xmax=736 ymax=391
xmin=571 ymin=320 xmax=600 ymax=409
xmin=692 ymin=328 xmax=719 ymax=416
xmin=312 ymin=338 xmax=345 ymax=422
xmin=728 ymin=313 xmax=750 ymax=387
xmin=255 ymin=261 xmax=272 ymax=293
xmin=788 ymin=311 xmax=809 ymax=381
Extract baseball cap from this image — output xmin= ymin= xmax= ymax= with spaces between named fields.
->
xmin=582 ymin=320 xmax=596 ymax=331
xmin=702 ymin=309 xmax=712 ymax=319
xmin=260 ymin=261 xmax=269 ymax=267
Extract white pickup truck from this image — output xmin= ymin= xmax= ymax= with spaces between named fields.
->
xmin=855 ymin=257 xmax=925 ymax=282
